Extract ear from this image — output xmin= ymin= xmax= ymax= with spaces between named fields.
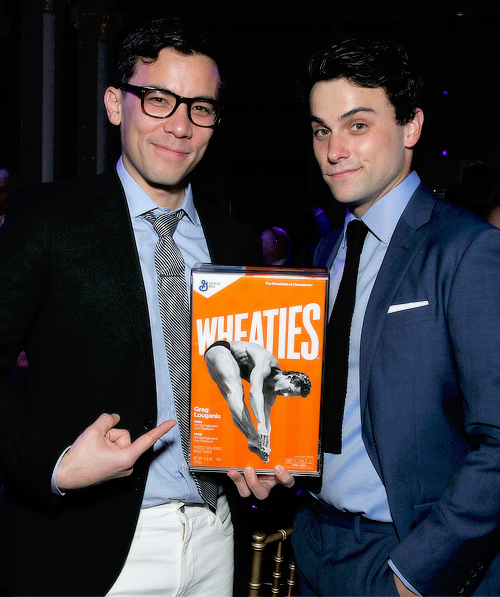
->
xmin=404 ymin=108 xmax=424 ymax=149
xmin=104 ymin=86 xmax=123 ymax=126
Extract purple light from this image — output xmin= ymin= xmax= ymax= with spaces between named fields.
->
xmin=443 ymin=90 xmax=448 ymax=95
xmin=252 ymin=504 xmax=257 ymax=509
xmin=442 ymin=150 xmax=448 ymax=156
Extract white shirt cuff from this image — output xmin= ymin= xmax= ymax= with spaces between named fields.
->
xmin=50 ymin=446 xmax=71 ymax=496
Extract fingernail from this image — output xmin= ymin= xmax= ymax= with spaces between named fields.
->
xmin=275 ymin=465 xmax=284 ymax=473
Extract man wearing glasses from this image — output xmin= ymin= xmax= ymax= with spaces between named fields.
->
xmin=0 ymin=17 xmax=260 ymax=597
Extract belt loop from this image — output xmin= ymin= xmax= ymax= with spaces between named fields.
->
xmin=354 ymin=514 xmax=363 ymax=543
xmin=308 ymin=492 xmax=322 ymax=525
xmin=207 ymin=502 xmax=216 ymax=527
xmin=133 ymin=509 xmax=144 ymax=540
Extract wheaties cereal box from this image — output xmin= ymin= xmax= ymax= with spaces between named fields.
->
xmin=190 ymin=265 xmax=328 ymax=475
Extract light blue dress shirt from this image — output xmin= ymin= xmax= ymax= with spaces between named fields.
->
xmin=117 ymin=158 xmax=211 ymax=507
xmin=318 ymin=171 xmax=421 ymax=521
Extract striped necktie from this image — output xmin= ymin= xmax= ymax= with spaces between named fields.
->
xmin=142 ymin=209 xmax=219 ymax=510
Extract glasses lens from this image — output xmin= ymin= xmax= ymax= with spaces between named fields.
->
xmin=190 ymin=100 xmax=219 ymax=126
xmin=144 ymin=89 xmax=177 ymax=118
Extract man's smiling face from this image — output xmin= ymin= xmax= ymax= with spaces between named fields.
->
xmin=105 ymin=47 xmax=220 ymax=208
xmin=310 ymin=78 xmax=422 ymax=217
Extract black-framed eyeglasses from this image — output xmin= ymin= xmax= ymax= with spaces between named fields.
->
xmin=119 ymin=83 xmax=221 ymax=128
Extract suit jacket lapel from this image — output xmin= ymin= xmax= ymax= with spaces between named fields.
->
xmin=88 ymin=170 xmax=156 ymax=389
xmin=195 ymin=197 xmax=260 ymax=266
xmin=195 ymin=200 xmax=225 ymax=264
xmin=360 ymin=185 xmax=436 ymax=444
xmin=314 ymin=225 xmax=344 ymax=269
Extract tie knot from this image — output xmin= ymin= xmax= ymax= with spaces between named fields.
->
xmin=346 ymin=219 xmax=369 ymax=254
xmin=143 ymin=209 xmax=185 ymax=238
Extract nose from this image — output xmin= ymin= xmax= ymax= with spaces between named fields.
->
xmin=162 ymin=102 xmax=193 ymax=138
xmin=326 ymin=135 xmax=349 ymax=164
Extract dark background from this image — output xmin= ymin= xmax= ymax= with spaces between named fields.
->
xmin=1 ymin=0 xmax=499 ymax=239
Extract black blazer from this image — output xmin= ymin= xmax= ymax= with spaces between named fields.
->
xmin=0 ymin=170 xmax=261 ymax=596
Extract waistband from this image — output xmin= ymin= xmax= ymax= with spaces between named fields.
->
xmin=303 ymin=491 xmax=396 ymax=536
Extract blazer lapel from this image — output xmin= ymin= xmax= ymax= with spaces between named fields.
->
xmin=195 ymin=196 xmax=260 ymax=266
xmin=88 ymin=170 xmax=156 ymax=389
xmin=195 ymin=200 xmax=226 ymax=265
xmin=314 ymin=225 xmax=343 ymax=269
xmin=359 ymin=186 xmax=437 ymax=449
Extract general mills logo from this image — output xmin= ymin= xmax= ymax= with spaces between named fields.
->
xmin=199 ymin=279 xmax=209 ymax=292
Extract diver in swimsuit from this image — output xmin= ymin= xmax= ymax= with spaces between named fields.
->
xmin=204 ymin=341 xmax=311 ymax=462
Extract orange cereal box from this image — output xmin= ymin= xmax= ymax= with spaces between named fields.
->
xmin=190 ymin=265 xmax=328 ymax=475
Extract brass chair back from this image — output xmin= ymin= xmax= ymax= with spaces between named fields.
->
xmin=248 ymin=527 xmax=297 ymax=596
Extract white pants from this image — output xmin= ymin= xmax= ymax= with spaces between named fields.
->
xmin=107 ymin=495 xmax=234 ymax=597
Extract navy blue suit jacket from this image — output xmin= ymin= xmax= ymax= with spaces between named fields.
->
xmin=314 ymin=183 xmax=500 ymax=596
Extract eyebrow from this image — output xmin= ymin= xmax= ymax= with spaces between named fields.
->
xmin=310 ymin=116 xmax=328 ymax=127
xmin=310 ymin=106 xmax=377 ymax=125
xmin=339 ymin=107 xmax=377 ymax=120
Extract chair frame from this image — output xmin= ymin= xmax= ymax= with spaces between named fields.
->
xmin=248 ymin=527 xmax=296 ymax=596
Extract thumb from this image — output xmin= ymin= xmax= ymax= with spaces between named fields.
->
xmin=93 ymin=412 xmax=121 ymax=434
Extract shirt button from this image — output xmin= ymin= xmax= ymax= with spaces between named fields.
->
xmin=143 ymin=420 xmax=155 ymax=431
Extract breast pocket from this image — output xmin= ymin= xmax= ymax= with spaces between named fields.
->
xmin=386 ymin=301 xmax=435 ymax=328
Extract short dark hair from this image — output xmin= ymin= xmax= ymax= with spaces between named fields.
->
xmin=115 ymin=17 xmax=224 ymax=93
xmin=306 ymin=37 xmax=423 ymax=125
xmin=282 ymin=371 xmax=312 ymax=397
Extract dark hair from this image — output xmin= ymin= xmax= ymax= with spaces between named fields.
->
xmin=306 ymin=37 xmax=423 ymax=125
xmin=115 ymin=17 xmax=224 ymax=93
xmin=282 ymin=371 xmax=312 ymax=397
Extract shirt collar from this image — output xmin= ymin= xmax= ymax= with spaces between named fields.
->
xmin=116 ymin=156 xmax=199 ymax=225
xmin=341 ymin=171 xmax=421 ymax=246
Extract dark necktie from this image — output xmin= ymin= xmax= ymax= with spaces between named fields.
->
xmin=142 ymin=209 xmax=219 ymax=510
xmin=322 ymin=219 xmax=369 ymax=454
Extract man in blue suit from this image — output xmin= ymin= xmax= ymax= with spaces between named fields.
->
xmin=229 ymin=38 xmax=500 ymax=596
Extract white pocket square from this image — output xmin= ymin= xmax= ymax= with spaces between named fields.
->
xmin=388 ymin=301 xmax=429 ymax=314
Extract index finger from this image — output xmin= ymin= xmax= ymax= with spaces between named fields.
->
xmin=227 ymin=469 xmax=252 ymax=498
xmin=274 ymin=465 xmax=295 ymax=487
xmin=243 ymin=467 xmax=278 ymax=500
xmin=129 ymin=419 xmax=177 ymax=458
